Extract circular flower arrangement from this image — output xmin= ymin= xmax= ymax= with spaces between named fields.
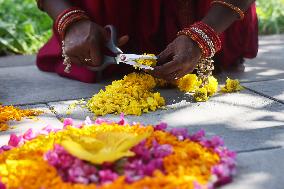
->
xmin=0 ymin=116 xmax=236 ymax=189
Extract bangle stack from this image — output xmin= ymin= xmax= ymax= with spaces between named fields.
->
xmin=211 ymin=1 xmax=245 ymax=20
xmin=55 ymin=7 xmax=89 ymax=73
xmin=177 ymin=22 xmax=221 ymax=86
xmin=177 ymin=22 xmax=221 ymax=59
xmin=55 ymin=7 xmax=89 ymax=40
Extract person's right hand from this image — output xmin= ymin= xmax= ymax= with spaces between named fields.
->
xmin=64 ymin=20 xmax=129 ymax=67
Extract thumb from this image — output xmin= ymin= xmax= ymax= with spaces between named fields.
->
xmin=157 ymin=45 xmax=173 ymax=66
xmin=117 ymin=35 xmax=129 ymax=47
xmin=90 ymin=44 xmax=103 ymax=67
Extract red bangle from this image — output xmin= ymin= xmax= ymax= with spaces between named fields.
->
xmin=211 ymin=1 xmax=245 ymax=20
xmin=55 ymin=7 xmax=89 ymax=40
xmin=177 ymin=22 xmax=221 ymax=58
xmin=58 ymin=14 xmax=88 ymax=39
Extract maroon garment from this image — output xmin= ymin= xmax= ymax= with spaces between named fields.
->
xmin=37 ymin=0 xmax=258 ymax=83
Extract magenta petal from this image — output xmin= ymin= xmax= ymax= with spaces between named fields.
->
xmin=63 ymin=118 xmax=74 ymax=128
xmin=8 ymin=134 xmax=22 ymax=147
xmin=154 ymin=122 xmax=167 ymax=131
xmin=118 ymin=113 xmax=125 ymax=125
xmin=94 ymin=118 xmax=113 ymax=125
xmin=0 ymin=145 xmax=12 ymax=151
xmin=0 ymin=181 xmax=6 ymax=189
xmin=189 ymin=130 xmax=205 ymax=142
xmin=23 ymin=128 xmax=36 ymax=140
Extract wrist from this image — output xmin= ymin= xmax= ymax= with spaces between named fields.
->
xmin=55 ymin=7 xmax=89 ymax=40
xmin=64 ymin=19 xmax=91 ymax=40
xmin=177 ymin=22 xmax=221 ymax=59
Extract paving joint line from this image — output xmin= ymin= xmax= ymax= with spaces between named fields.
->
xmin=241 ymin=78 xmax=284 ymax=84
xmin=45 ymin=103 xmax=63 ymax=122
xmin=243 ymin=86 xmax=284 ymax=105
xmin=0 ymin=64 xmax=34 ymax=69
xmin=14 ymin=97 xmax=92 ymax=107
xmin=237 ymin=146 xmax=282 ymax=154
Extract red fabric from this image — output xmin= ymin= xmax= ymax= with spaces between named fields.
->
xmin=37 ymin=0 xmax=258 ymax=83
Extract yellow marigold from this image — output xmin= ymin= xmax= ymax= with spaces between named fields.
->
xmin=221 ymin=78 xmax=244 ymax=93
xmin=176 ymin=74 xmax=201 ymax=92
xmin=0 ymin=105 xmax=43 ymax=132
xmin=155 ymin=78 xmax=168 ymax=88
xmin=87 ymin=73 xmax=165 ymax=116
xmin=134 ymin=53 xmax=157 ymax=68
xmin=204 ymin=76 xmax=219 ymax=97
xmin=0 ymin=122 xmax=220 ymax=189
xmin=193 ymin=87 xmax=209 ymax=102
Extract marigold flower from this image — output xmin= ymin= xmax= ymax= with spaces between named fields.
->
xmin=193 ymin=87 xmax=209 ymax=102
xmin=221 ymin=78 xmax=244 ymax=93
xmin=0 ymin=105 xmax=43 ymax=132
xmin=177 ymin=74 xmax=201 ymax=92
xmin=134 ymin=53 xmax=157 ymax=68
xmin=0 ymin=118 xmax=236 ymax=189
xmin=87 ymin=73 xmax=165 ymax=116
xmin=204 ymin=76 xmax=219 ymax=97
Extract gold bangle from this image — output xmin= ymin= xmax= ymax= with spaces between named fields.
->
xmin=211 ymin=1 xmax=245 ymax=20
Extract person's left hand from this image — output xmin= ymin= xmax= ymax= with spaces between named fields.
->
xmin=151 ymin=35 xmax=202 ymax=81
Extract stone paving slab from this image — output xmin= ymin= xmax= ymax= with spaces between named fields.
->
xmin=243 ymin=79 xmax=284 ymax=103
xmin=223 ymin=35 xmax=284 ymax=83
xmin=0 ymin=104 xmax=62 ymax=147
xmin=0 ymin=65 xmax=109 ymax=105
xmin=49 ymin=89 xmax=284 ymax=152
xmin=0 ymin=55 xmax=35 ymax=68
xmin=222 ymin=148 xmax=284 ymax=189
xmin=0 ymin=35 xmax=284 ymax=188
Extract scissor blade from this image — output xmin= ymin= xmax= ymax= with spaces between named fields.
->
xmin=116 ymin=54 xmax=156 ymax=70
xmin=119 ymin=54 xmax=157 ymax=60
xmin=121 ymin=60 xmax=154 ymax=70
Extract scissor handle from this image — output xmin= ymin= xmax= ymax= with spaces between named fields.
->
xmin=105 ymin=25 xmax=123 ymax=54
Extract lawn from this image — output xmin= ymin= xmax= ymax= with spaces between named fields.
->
xmin=0 ymin=0 xmax=283 ymax=55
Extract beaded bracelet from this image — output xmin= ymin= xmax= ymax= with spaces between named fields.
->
xmin=55 ymin=8 xmax=89 ymax=40
xmin=55 ymin=7 xmax=90 ymax=73
xmin=177 ymin=22 xmax=221 ymax=86
xmin=177 ymin=22 xmax=221 ymax=59
xmin=211 ymin=1 xmax=245 ymax=20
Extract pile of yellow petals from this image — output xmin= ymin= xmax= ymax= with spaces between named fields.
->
xmin=221 ymin=78 xmax=244 ymax=93
xmin=0 ymin=122 xmax=220 ymax=189
xmin=176 ymin=74 xmax=219 ymax=102
xmin=87 ymin=73 xmax=165 ymax=116
xmin=0 ymin=105 xmax=42 ymax=132
xmin=134 ymin=53 xmax=157 ymax=68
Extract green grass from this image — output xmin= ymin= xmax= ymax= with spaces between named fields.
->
xmin=0 ymin=0 xmax=283 ymax=55
xmin=0 ymin=0 xmax=52 ymax=55
xmin=257 ymin=0 xmax=284 ymax=35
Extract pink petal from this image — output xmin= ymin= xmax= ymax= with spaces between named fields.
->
xmin=8 ymin=134 xmax=22 ymax=147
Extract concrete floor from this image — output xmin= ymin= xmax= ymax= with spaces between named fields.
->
xmin=0 ymin=35 xmax=284 ymax=189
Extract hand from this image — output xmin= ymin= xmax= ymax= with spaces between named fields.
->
xmin=64 ymin=20 xmax=129 ymax=67
xmin=152 ymin=35 xmax=202 ymax=81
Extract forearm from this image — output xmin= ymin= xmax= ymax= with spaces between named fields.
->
xmin=202 ymin=0 xmax=256 ymax=34
xmin=37 ymin=0 xmax=72 ymax=21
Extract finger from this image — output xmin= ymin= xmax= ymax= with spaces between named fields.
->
xmin=90 ymin=44 xmax=103 ymax=67
xmin=78 ymin=56 xmax=93 ymax=67
xmin=152 ymin=60 xmax=180 ymax=78
xmin=164 ymin=69 xmax=184 ymax=82
xmin=175 ymin=65 xmax=195 ymax=80
xmin=157 ymin=45 xmax=173 ymax=66
xmin=117 ymin=35 xmax=129 ymax=47
xmin=69 ymin=56 xmax=83 ymax=66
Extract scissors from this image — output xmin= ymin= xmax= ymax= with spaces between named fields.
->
xmin=87 ymin=25 xmax=156 ymax=72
